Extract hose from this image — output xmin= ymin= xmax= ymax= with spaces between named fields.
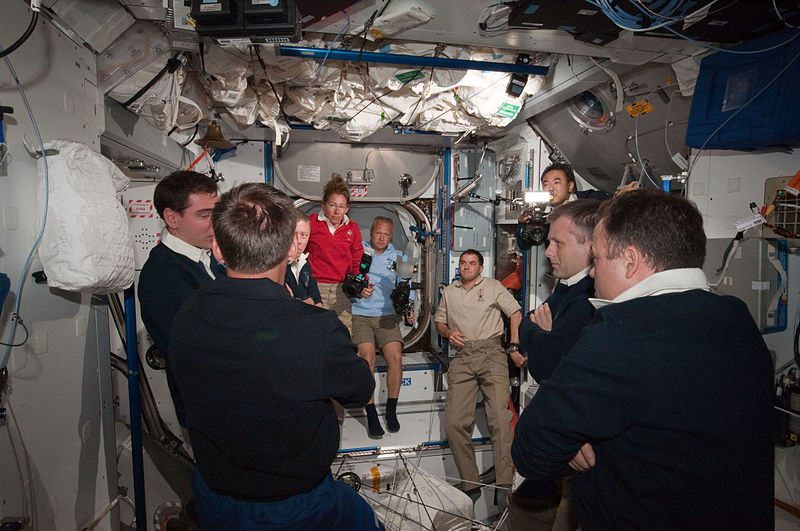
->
xmin=0 ymin=10 xmax=38 ymax=59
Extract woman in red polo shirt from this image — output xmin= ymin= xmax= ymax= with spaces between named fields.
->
xmin=306 ymin=173 xmax=363 ymax=332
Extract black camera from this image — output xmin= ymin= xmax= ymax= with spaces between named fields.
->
xmin=390 ymin=279 xmax=421 ymax=324
xmin=343 ymin=253 xmax=372 ymax=298
xmin=516 ymin=204 xmax=549 ymax=249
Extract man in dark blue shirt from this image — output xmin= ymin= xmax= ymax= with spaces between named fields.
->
xmin=170 ymin=183 xmax=381 ymax=530
xmin=138 ymin=170 xmax=221 ymax=426
xmin=510 ymin=199 xmax=600 ymax=530
xmin=512 ymin=190 xmax=774 ymax=530
xmin=515 ymin=199 xmax=601 ymax=381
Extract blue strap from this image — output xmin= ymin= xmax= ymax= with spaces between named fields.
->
xmin=0 ymin=273 xmax=10 ymax=310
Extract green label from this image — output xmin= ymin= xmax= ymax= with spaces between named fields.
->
xmin=496 ymin=102 xmax=520 ymax=119
xmin=395 ymin=70 xmax=425 ymax=83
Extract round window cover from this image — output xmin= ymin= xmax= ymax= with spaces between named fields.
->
xmin=566 ymin=89 xmax=615 ymax=133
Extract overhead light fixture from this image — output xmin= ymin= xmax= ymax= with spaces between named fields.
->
xmin=195 ymin=121 xmax=234 ymax=149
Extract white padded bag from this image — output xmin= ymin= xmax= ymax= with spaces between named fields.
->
xmin=37 ymin=140 xmax=135 ymax=294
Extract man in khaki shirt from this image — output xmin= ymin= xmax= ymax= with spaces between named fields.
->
xmin=435 ymin=249 xmax=522 ymax=507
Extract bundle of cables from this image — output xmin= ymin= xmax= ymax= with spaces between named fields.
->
xmin=586 ymin=0 xmax=799 ymax=53
xmin=585 ymin=0 xmax=702 ymax=33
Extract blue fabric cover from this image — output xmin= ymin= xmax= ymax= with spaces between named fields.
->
xmin=192 ymin=469 xmax=384 ymax=531
xmin=0 ymin=273 xmax=9 ymax=311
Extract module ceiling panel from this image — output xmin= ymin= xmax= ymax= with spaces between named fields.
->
xmin=304 ymin=0 xmax=706 ymax=65
xmin=507 ymin=0 xmax=800 ymax=45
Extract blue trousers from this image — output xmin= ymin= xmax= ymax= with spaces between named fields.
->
xmin=192 ymin=469 xmax=385 ymax=530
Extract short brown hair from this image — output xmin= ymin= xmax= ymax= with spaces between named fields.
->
xmin=294 ymin=208 xmax=309 ymax=223
xmin=323 ymin=173 xmax=350 ymax=204
xmin=548 ymin=199 xmax=601 ymax=244
xmin=597 ymin=189 xmax=706 ymax=271
xmin=212 ymin=183 xmax=296 ymax=273
xmin=460 ymin=249 xmax=484 ymax=266
xmin=153 ymin=170 xmax=217 ymax=218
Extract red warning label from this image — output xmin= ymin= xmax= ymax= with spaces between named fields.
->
xmin=128 ymin=199 xmax=154 ymax=218
xmin=350 ymin=186 xmax=369 ymax=198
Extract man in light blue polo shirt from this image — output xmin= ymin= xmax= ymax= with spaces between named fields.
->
xmin=351 ymin=216 xmax=415 ymax=438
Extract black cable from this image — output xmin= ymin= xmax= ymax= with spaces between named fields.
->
xmin=357 ymin=9 xmax=379 ymax=56
xmin=252 ymin=46 xmax=293 ymax=125
xmin=376 ymin=0 xmax=393 ymax=19
xmin=0 ymin=10 xmax=38 ymax=59
xmin=198 ymin=41 xmax=219 ymax=81
xmin=354 ymin=0 xmax=392 ymax=57
xmin=200 ymin=40 xmax=208 ymax=78
xmin=794 ymin=309 xmax=800 ymax=368
xmin=0 ymin=315 xmax=28 ymax=347
xmin=268 ymin=80 xmax=292 ymax=122
xmin=716 ymin=231 xmax=744 ymax=272
xmin=180 ymin=124 xmax=199 ymax=147
xmin=402 ymin=66 xmax=434 ymax=128
xmin=346 ymin=65 xmax=430 ymax=126
xmin=398 ymin=453 xmax=435 ymax=525
xmin=123 ymin=53 xmax=183 ymax=108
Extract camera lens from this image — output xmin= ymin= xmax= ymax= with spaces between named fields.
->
xmin=520 ymin=218 xmax=549 ymax=247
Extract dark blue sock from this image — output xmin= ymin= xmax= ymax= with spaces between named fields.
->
xmin=385 ymin=398 xmax=400 ymax=432
xmin=365 ymin=404 xmax=384 ymax=438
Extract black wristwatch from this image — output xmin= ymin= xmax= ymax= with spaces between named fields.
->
xmin=507 ymin=343 xmax=521 ymax=354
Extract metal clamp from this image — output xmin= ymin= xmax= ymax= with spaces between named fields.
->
xmin=22 ymin=136 xmax=58 ymax=159
xmin=24 ymin=145 xmax=59 ymax=159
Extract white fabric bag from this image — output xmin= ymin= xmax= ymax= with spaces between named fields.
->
xmin=37 ymin=140 xmax=135 ymax=294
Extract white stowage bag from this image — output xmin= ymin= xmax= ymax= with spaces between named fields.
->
xmin=343 ymin=462 xmax=476 ymax=530
xmin=37 ymin=140 xmax=135 ymax=294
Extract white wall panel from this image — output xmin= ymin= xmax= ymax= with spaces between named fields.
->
xmin=690 ymin=148 xmax=800 ymax=374
xmin=0 ymin=4 xmax=116 ymax=529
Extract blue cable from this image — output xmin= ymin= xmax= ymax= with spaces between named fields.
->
xmin=621 ymin=0 xmax=800 ymax=54
xmin=774 ymin=0 xmax=799 ymax=28
xmin=481 ymin=2 xmax=509 ymax=32
xmin=314 ymin=10 xmax=351 ymax=79
xmin=662 ymin=24 xmax=800 ymax=54
xmin=1 ymin=45 xmax=49 ymax=370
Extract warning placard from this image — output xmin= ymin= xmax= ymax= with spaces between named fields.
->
xmin=350 ymin=186 xmax=369 ymax=198
xmin=128 ymin=199 xmax=154 ymax=218
xmin=626 ymin=100 xmax=654 ymax=118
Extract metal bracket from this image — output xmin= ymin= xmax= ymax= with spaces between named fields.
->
xmin=22 ymin=136 xmax=58 ymax=159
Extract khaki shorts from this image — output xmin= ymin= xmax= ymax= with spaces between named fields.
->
xmin=351 ymin=314 xmax=403 ymax=348
xmin=318 ymin=282 xmax=353 ymax=332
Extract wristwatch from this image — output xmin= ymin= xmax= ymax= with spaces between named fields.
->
xmin=507 ymin=343 xmax=521 ymax=354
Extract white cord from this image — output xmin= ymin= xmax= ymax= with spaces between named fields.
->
xmin=589 ymin=57 xmax=624 ymax=113
xmin=708 ymin=237 xmax=743 ymax=288
xmin=0 ymin=44 xmax=50 ymax=371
